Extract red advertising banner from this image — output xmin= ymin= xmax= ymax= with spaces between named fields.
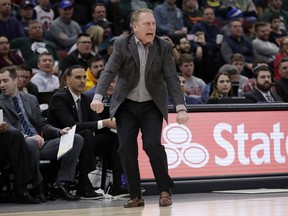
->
xmin=138 ymin=111 xmax=288 ymax=180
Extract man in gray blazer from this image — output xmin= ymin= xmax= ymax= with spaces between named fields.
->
xmin=91 ymin=8 xmax=189 ymax=207
xmin=0 ymin=66 xmax=84 ymax=201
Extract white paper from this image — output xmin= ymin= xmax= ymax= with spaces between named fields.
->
xmin=110 ymin=128 xmax=117 ymax=133
xmin=57 ymin=125 xmax=76 ymax=160
xmin=0 ymin=109 xmax=3 ymax=124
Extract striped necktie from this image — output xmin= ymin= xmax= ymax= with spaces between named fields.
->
xmin=12 ymin=97 xmax=34 ymax=136
xmin=265 ymin=94 xmax=274 ymax=102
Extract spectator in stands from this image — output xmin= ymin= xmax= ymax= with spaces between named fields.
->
xmin=0 ymin=35 xmax=24 ymax=69
xmin=202 ymin=64 xmax=239 ymax=102
xmin=0 ymin=0 xmax=25 ymax=41
xmin=84 ymin=69 xmax=115 ymax=101
xmin=229 ymin=53 xmax=249 ymax=96
xmin=0 ymin=65 xmax=84 ymax=201
xmin=261 ymin=0 xmax=288 ymax=31
xmin=52 ymin=0 xmax=87 ymax=28
xmin=0 ymin=123 xmax=40 ymax=204
xmin=178 ymin=53 xmax=205 ymax=103
xmin=31 ymin=52 xmax=60 ymax=92
xmin=20 ymin=64 xmax=38 ymax=96
xmin=18 ymin=0 xmax=35 ymax=36
xmin=34 ymin=0 xmax=54 ymax=32
xmin=189 ymin=7 xmax=222 ymax=83
xmin=15 ymin=65 xmax=25 ymax=91
xmin=85 ymin=25 xmax=104 ymax=54
xmin=97 ymin=20 xmax=114 ymax=56
xmin=174 ymin=35 xmax=193 ymax=56
xmin=182 ymin=0 xmax=202 ymax=32
xmin=252 ymin=21 xmax=279 ymax=63
xmin=268 ymin=14 xmax=287 ymax=46
xmin=221 ymin=0 xmax=258 ymax=21
xmin=274 ymin=37 xmax=288 ymax=80
xmin=60 ymin=33 xmax=94 ymax=74
xmin=220 ymin=19 xmax=255 ymax=78
xmin=243 ymin=65 xmax=282 ymax=102
xmin=241 ymin=57 xmax=269 ymax=94
xmin=153 ymin=0 xmax=188 ymax=36
xmin=47 ymin=65 xmax=125 ymax=199
xmin=84 ymin=3 xmax=113 ymax=53
xmin=274 ymin=57 xmax=288 ymax=102
xmin=254 ymin=0 xmax=267 ymax=17
xmin=49 ymin=0 xmax=82 ymax=50
xmin=10 ymin=20 xmax=60 ymax=73
xmin=101 ymin=35 xmax=120 ymax=63
xmin=84 ymin=55 xmax=104 ymax=91
xmin=168 ymin=73 xmax=201 ymax=105
xmin=84 ymin=3 xmax=111 ymax=32
xmin=206 ymin=71 xmax=233 ymax=103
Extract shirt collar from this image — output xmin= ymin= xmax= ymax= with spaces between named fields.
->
xmin=68 ymin=88 xmax=81 ymax=103
xmin=134 ymin=35 xmax=153 ymax=48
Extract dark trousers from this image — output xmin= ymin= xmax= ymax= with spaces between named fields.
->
xmin=77 ymin=129 xmax=122 ymax=191
xmin=116 ymin=99 xmax=174 ymax=199
xmin=0 ymin=129 xmax=33 ymax=189
xmin=25 ymin=134 xmax=84 ymax=184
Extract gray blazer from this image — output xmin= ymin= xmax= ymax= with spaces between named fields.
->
xmin=95 ymin=33 xmax=185 ymax=121
xmin=0 ymin=91 xmax=60 ymax=140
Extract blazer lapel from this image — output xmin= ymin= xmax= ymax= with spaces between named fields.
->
xmin=19 ymin=92 xmax=32 ymax=118
xmin=0 ymin=94 xmax=18 ymax=117
xmin=128 ymin=35 xmax=140 ymax=72
xmin=145 ymin=42 xmax=157 ymax=76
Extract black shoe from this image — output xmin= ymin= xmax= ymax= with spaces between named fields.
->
xmin=15 ymin=189 xmax=40 ymax=204
xmin=34 ymin=192 xmax=47 ymax=203
xmin=76 ymin=187 xmax=103 ymax=200
xmin=111 ymin=186 xmax=129 ymax=198
xmin=33 ymin=184 xmax=47 ymax=203
xmin=52 ymin=184 xmax=80 ymax=201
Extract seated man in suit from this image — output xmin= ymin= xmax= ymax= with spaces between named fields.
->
xmin=47 ymin=65 xmax=124 ymax=199
xmin=0 ymin=122 xmax=40 ymax=204
xmin=0 ymin=66 xmax=84 ymax=201
xmin=243 ymin=65 xmax=283 ymax=102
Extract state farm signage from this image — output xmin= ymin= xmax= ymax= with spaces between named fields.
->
xmin=138 ymin=110 xmax=288 ymax=180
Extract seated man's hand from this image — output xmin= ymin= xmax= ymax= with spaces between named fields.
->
xmin=103 ymin=118 xmax=116 ymax=129
xmin=27 ymin=135 xmax=45 ymax=148
xmin=59 ymin=127 xmax=71 ymax=135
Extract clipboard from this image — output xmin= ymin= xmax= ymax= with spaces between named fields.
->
xmin=57 ymin=125 xmax=76 ymax=160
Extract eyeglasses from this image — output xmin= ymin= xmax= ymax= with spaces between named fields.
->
xmin=0 ymin=41 xmax=9 ymax=46
xmin=78 ymin=41 xmax=92 ymax=45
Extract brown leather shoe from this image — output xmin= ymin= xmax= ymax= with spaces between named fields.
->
xmin=159 ymin=191 xmax=172 ymax=207
xmin=123 ymin=197 xmax=145 ymax=208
